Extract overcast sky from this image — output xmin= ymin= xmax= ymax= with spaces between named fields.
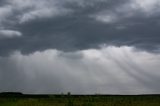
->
xmin=0 ymin=0 xmax=160 ymax=94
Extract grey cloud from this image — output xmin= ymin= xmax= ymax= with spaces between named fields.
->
xmin=0 ymin=0 xmax=160 ymax=55
xmin=0 ymin=0 xmax=72 ymax=31
xmin=93 ymin=0 xmax=160 ymax=23
xmin=0 ymin=46 xmax=160 ymax=94
xmin=0 ymin=29 xmax=22 ymax=39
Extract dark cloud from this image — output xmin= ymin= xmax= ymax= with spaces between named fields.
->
xmin=0 ymin=0 xmax=160 ymax=56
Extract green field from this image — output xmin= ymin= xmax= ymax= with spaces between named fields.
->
xmin=0 ymin=93 xmax=160 ymax=106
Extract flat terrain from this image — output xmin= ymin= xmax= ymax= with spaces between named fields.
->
xmin=0 ymin=93 xmax=160 ymax=106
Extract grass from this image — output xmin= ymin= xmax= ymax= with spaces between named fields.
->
xmin=0 ymin=94 xmax=160 ymax=106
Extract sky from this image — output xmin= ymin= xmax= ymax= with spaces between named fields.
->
xmin=0 ymin=0 xmax=160 ymax=94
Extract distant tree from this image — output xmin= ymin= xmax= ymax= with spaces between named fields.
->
xmin=67 ymin=92 xmax=71 ymax=96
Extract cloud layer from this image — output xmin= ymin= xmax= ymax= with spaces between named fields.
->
xmin=0 ymin=0 xmax=160 ymax=55
xmin=0 ymin=46 xmax=160 ymax=94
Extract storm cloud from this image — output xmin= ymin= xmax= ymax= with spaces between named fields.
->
xmin=0 ymin=0 xmax=160 ymax=54
xmin=0 ymin=0 xmax=160 ymax=94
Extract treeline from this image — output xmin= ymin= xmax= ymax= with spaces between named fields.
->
xmin=0 ymin=92 xmax=49 ymax=98
xmin=1 ymin=92 xmax=160 ymax=98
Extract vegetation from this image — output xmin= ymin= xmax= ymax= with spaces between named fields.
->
xmin=0 ymin=92 xmax=160 ymax=106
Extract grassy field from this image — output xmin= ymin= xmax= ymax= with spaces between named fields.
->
xmin=0 ymin=93 xmax=160 ymax=106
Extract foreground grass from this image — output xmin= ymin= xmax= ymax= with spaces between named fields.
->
xmin=0 ymin=95 xmax=160 ymax=106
